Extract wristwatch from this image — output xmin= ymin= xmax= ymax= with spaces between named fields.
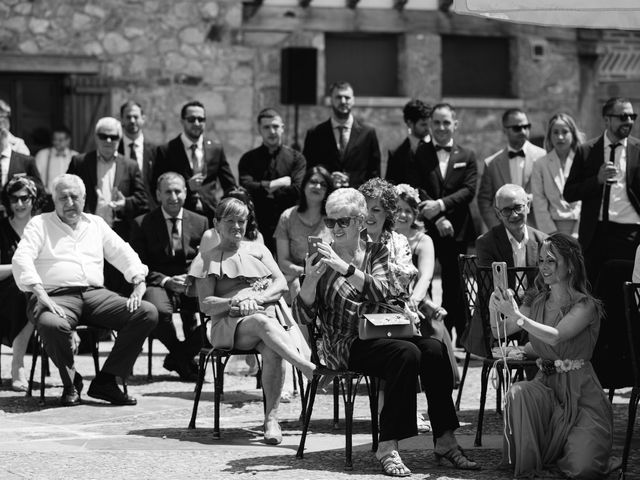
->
xmin=342 ymin=263 xmax=356 ymax=278
xmin=516 ymin=317 xmax=525 ymax=328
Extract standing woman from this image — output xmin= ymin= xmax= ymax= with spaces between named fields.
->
xmin=0 ymin=176 xmax=43 ymax=391
xmin=531 ymin=113 xmax=583 ymax=236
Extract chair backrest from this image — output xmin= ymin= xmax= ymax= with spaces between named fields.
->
xmin=623 ymin=282 xmax=640 ymax=388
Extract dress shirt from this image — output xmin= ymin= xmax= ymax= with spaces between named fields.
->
xmin=0 ymin=146 xmax=11 ymax=186
xmin=408 ymin=134 xmax=430 ymax=154
xmin=506 ymin=227 xmax=529 ymax=268
xmin=12 ymin=212 xmax=148 ymax=292
xmin=35 ymin=147 xmax=77 ymax=192
xmin=508 ymin=147 xmax=525 ymax=186
xmin=601 ymin=133 xmax=640 ymax=224
xmin=95 ymin=155 xmax=117 ymax=225
xmin=435 ymin=140 xmax=454 ymax=178
xmin=331 ymin=115 xmax=354 ymax=152
xmin=180 ymin=133 xmax=203 ymax=173
xmin=123 ymin=134 xmax=144 ymax=173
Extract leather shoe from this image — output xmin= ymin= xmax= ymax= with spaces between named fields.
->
xmin=87 ymin=380 xmax=137 ymax=406
xmin=61 ymin=386 xmax=80 ymax=406
xmin=163 ymin=355 xmax=198 ymax=382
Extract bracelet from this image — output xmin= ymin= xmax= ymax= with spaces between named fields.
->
xmin=342 ymin=263 xmax=356 ymax=277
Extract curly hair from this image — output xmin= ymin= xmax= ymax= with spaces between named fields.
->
xmin=395 ymin=184 xmax=420 ymax=229
xmin=2 ymin=175 xmax=44 ymax=215
xmin=358 ymin=177 xmax=397 ymax=233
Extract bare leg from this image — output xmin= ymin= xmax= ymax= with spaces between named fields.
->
xmin=255 ymin=343 xmax=285 ymax=443
xmin=11 ymin=322 xmax=34 ymax=387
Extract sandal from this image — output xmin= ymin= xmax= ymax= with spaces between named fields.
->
xmin=379 ymin=450 xmax=412 ymax=477
xmin=434 ymin=446 xmax=480 ymax=470
xmin=263 ymin=420 xmax=282 ymax=445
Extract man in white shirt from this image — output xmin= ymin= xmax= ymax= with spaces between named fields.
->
xmin=0 ymin=99 xmax=30 ymax=155
xmin=12 ymin=174 xmax=158 ymax=407
xmin=34 ymin=127 xmax=78 ymax=194
xmin=478 ymin=109 xmax=546 ymax=229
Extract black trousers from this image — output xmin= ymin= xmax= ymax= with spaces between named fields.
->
xmin=432 ymin=234 xmax=468 ymax=337
xmin=348 ymin=336 xmax=460 ymax=442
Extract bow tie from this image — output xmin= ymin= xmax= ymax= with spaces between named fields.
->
xmin=435 ymin=145 xmax=452 ymax=153
xmin=508 ymin=150 xmax=525 ymax=159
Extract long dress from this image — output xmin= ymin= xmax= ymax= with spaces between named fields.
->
xmin=0 ymin=217 xmax=28 ymax=347
xmin=503 ymin=294 xmax=614 ymax=479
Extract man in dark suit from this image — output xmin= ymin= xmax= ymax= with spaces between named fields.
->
xmin=416 ymin=103 xmax=477 ymax=340
xmin=564 ymin=96 xmax=640 ymax=287
xmin=302 ymin=81 xmax=380 ymax=188
xmin=118 ymin=101 xmax=157 ymax=209
xmin=130 ymin=172 xmax=208 ymax=381
xmin=153 ymin=100 xmax=236 ymax=220
xmin=386 ymin=99 xmax=432 ymax=187
xmin=0 ymin=127 xmax=42 ymax=216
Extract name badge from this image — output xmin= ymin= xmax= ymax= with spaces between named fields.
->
xmin=453 ymin=162 xmax=466 ymax=169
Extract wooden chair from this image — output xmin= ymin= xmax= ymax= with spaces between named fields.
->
xmin=620 ymin=282 xmax=640 ymax=480
xmin=455 ymin=254 xmax=537 ymax=446
xmin=296 ymin=316 xmax=379 ymax=470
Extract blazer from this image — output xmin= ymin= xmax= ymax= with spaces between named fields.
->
xmin=118 ymin=138 xmax=157 ymax=208
xmin=302 ymin=118 xmax=380 ymax=188
xmin=153 ymin=135 xmax=236 ymax=218
xmin=564 ymin=134 xmax=640 ymax=252
xmin=385 ymin=137 xmax=425 ymax=188
xmin=413 ymin=141 xmax=478 ymax=243
xmin=130 ymin=208 xmax=208 ymax=287
xmin=6 ymin=151 xmax=42 ymax=184
xmin=477 ymin=141 xmax=546 ymax=229
xmin=530 ymin=149 xmax=581 ymax=235
xmin=67 ymin=151 xmax=149 ymax=232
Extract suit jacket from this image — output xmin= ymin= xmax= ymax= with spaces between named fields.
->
xmin=6 ymin=151 xmax=42 ymax=184
xmin=130 ymin=208 xmax=208 ymax=287
xmin=302 ymin=118 xmax=380 ymax=188
xmin=530 ymin=150 xmax=581 ymax=235
xmin=477 ymin=141 xmax=546 ymax=229
xmin=386 ymin=138 xmax=420 ymax=186
xmin=67 ymin=151 xmax=149 ymax=236
xmin=153 ymin=135 xmax=236 ymax=218
xmin=564 ymin=134 xmax=640 ymax=253
xmin=412 ymin=141 xmax=478 ymax=243
xmin=475 ymin=224 xmax=547 ymax=289
xmin=118 ymin=138 xmax=157 ymax=208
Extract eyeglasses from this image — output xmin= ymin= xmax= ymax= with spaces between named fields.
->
xmin=96 ymin=133 xmax=120 ymax=141
xmin=185 ymin=116 xmax=206 ymax=123
xmin=308 ymin=180 xmax=327 ymax=188
xmin=9 ymin=194 xmax=32 ymax=204
xmin=324 ymin=216 xmax=358 ymax=228
xmin=606 ymin=113 xmax=638 ymax=122
xmin=498 ymin=204 xmax=527 ymax=217
xmin=505 ymin=124 xmax=531 ymax=133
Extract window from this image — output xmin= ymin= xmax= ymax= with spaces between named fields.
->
xmin=441 ymin=35 xmax=512 ymax=98
xmin=325 ymin=33 xmax=399 ymax=97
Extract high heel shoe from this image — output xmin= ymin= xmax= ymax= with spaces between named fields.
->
xmin=434 ymin=446 xmax=480 ymax=470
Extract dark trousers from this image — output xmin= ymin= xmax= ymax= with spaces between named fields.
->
xmin=432 ymin=235 xmax=467 ymax=338
xmin=31 ymin=288 xmax=158 ymax=386
xmin=143 ymin=286 xmax=200 ymax=357
xmin=348 ymin=336 xmax=459 ymax=442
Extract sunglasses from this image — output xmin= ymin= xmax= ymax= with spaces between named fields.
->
xmin=324 ymin=216 xmax=358 ymax=228
xmin=9 ymin=194 xmax=32 ymax=204
xmin=185 ymin=116 xmax=206 ymax=123
xmin=96 ymin=133 xmax=120 ymax=141
xmin=505 ymin=124 xmax=531 ymax=133
xmin=498 ymin=204 xmax=526 ymax=217
xmin=606 ymin=113 xmax=638 ymax=122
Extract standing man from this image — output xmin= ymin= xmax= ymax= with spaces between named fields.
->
xmin=130 ymin=172 xmax=208 ymax=381
xmin=118 ymin=101 xmax=157 ymax=208
xmin=416 ymin=103 xmax=477 ymax=340
xmin=153 ymin=100 xmax=236 ymax=220
xmin=35 ymin=126 xmax=78 ymax=195
xmin=303 ymin=81 xmax=381 ymax=188
xmin=564 ymin=97 xmax=640 ymax=286
xmin=386 ymin=99 xmax=432 ymax=189
xmin=0 ymin=99 xmax=30 ymax=155
xmin=478 ymin=108 xmax=546 ymax=229
xmin=239 ymin=108 xmax=306 ymax=253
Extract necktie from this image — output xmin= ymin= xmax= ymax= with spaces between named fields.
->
xmin=129 ymin=143 xmax=137 ymax=161
xmin=435 ymin=144 xmax=452 ymax=152
xmin=169 ymin=218 xmax=182 ymax=256
xmin=508 ymin=150 xmax=525 ymax=158
xmin=190 ymin=144 xmax=200 ymax=173
xmin=602 ymin=143 xmax=620 ymax=223
xmin=337 ymin=126 xmax=348 ymax=158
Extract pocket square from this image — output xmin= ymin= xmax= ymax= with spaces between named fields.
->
xmin=453 ymin=162 xmax=466 ymax=169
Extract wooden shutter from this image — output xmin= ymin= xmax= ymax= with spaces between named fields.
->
xmin=63 ymin=75 xmax=111 ymax=153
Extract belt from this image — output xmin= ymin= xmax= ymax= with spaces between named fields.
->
xmin=46 ymin=286 xmax=99 ymax=296
xmin=536 ymin=358 xmax=584 ymax=375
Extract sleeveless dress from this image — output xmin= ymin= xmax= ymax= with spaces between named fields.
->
xmin=503 ymin=294 xmax=615 ymax=479
xmin=0 ymin=217 xmax=28 ymax=347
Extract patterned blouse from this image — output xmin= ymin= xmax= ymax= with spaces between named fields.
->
xmin=381 ymin=230 xmax=417 ymax=298
xmin=292 ymin=242 xmax=390 ymax=370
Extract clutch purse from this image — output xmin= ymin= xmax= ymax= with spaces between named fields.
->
xmin=358 ymin=302 xmax=418 ymax=340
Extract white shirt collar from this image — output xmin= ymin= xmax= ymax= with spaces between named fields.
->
xmin=331 ymin=115 xmax=354 ymax=130
xmin=603 ymin=130 xmax=628 ymax=149
xmin=505 ymin=226 xmax=529 ymax=247
xmin=161 ymin=207 xmax=184 ymax=221
xmin=180 ymin=132 xmax=202 ymax=150
xmin=0 ymin=145 xmax=10 ymax=158
xmin=125 ymin=134 xmax=144 ymax=148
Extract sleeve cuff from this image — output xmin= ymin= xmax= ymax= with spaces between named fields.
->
xmin=160 ymin=277 xmax=169 ymax=287
xmin=437 ymin=199 xmax=445 ymax=212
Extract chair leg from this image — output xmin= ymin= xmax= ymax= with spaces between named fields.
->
xmin=342 ymin=375 xmax=359 ymax=471
xmin=292 ymin=365 xmax=299 ymax=395
xmin=213 ymin=355 xmax=226 ymax=439
xmin=454 ymin=352 xmax=471 ymax=410
xmin=296 ymin=375 xmax=320 ymax=459
xmin=621 ymin=386 xmax=639 ymax=480
xmin=188 ymin=351 xmax=210 ymax=429
xmin=27 ymin=333 xmax=39 ymax=398
xmin=295 ymin=368 xmax=306 ymax=422
xmin=39 ymin=346 xmax=47 ymax=405
xmin=475 ymin=363 xmax=491 ymax=447
xmin=368 ymin=376 xmax=379 ymax=452
xmin=496 ymin=368 xmax=503 ymax=415
xmin=147 ymin=336 xmax=153 ymax=381
xmin=90 ymin=330 xmax=100 ymax=376
xmin=333 ymin=377 xmax=340 ymax=429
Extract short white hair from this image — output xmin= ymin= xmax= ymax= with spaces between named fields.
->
xmin=325 ymin=188 xmax=367 ymax=217
xmin=51 ymin=174 xmax=86 ymax=198
xmin=94 ymin=117 xmax=122 ymax=137
xmin=495 ymin=183 xmax=527 ymax=206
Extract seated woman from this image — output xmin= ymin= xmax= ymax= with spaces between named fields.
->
xmin=393 ymin=184 xmax=460 ymax=386
xmin=275 ymin=166 xmax=333 ymax=302
xmin=293 ymin=188 xmax=477 ymax=477
xmin=191 ymin=197 xmax=315 ymax=445
xmin=491 ymin=233 xmax=616 ymax=478
xmin=0 ymin=176 xmax=42 ymax=391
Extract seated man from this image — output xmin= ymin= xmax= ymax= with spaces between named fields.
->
xmin=12 ymin=174 xmax=158 ymax=407
xmin=130 ymin=172 xmax=208 ymax=381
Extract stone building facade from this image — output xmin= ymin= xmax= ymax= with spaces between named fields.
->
xmin=0 ymin=0 xmax=637 ymax=184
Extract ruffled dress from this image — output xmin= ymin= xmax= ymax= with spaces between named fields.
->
xmin=503 ymin=294 xmax=615 ymax=479
xmin=189 ymin=245 xmax=276 ymax=350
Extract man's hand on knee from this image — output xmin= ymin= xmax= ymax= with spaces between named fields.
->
xmin=127 ymin=281 xmax=146 ymax=312
xmin=32 ymin=284 xmax=66 ymax=319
